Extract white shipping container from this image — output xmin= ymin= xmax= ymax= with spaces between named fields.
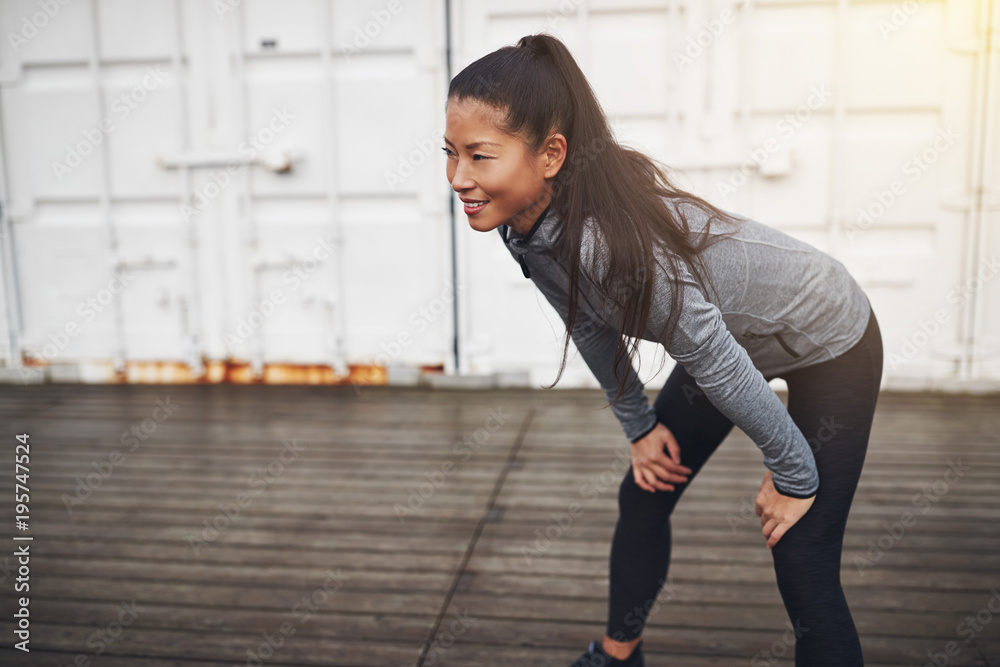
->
xmin=0 ymin=0 xmax=996 ymax=391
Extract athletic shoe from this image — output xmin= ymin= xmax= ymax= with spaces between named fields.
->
xmin=570 ymin=638 xmax=644 ymax=666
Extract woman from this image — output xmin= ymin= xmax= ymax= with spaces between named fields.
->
xmin=442 ymin=32 xmax=882 ymax=666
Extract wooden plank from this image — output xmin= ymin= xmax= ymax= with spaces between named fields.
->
xmin=0 ymin=623 xmax=422 ymax=665
xmin=29 ymin=575 xmax=443 ymax=615
xmin=0 ymin=384 xmax=995 ymax=666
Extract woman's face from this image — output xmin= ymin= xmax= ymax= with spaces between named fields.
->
xmin=444 ymin=98 xmax=563 ymax=236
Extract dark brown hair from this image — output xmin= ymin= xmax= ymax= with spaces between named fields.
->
xmin=448 ymin=33 xmax=746 ymax=410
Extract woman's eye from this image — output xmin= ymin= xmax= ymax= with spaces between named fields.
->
xmin=440 ymin=147 xmax=491 ymax=160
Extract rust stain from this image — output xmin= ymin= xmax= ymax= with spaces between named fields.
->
xmin=20 ymin=352 xmax=444 ymax=385
xmin=122 ymin=360 xmax=389 ymax=385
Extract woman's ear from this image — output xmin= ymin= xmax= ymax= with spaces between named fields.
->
xmin=542 ymin=133 xmax=567 ymax=179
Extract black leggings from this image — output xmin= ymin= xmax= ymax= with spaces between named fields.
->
xmin=606 ymin=306 xmax=883 ymax=665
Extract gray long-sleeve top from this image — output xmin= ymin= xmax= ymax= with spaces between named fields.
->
xmin=497 ymin=197 xmax=872 ymax=498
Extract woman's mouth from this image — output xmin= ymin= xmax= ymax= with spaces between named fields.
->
xmin=463 ymin=200 xmax=489 ymax=215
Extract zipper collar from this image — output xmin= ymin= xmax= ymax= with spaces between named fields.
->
xmin=497 ymin=200 xmax=556 ymax=279
xmin=497 ymin=203 xmax=560 ymax=278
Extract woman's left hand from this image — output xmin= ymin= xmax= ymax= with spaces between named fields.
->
xmin=754 ymin=471 xmax=815 ymax=549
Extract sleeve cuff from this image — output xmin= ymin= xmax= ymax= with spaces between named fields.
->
xmin=772 ymin=480 xmax=818 ymax=499
xmin=629 ymin=421 xmax=658 ymax=444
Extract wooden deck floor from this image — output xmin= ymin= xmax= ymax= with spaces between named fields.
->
xmin=0 ymin=383 xmax=997 ymax=666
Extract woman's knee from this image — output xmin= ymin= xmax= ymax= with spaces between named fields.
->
xmin=770 ymin=524 xmax=846 ymax=586
xmin=617 ymin=467 xmax=681 ymax=525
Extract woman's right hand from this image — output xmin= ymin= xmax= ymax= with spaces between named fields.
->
xmin=630 ymin=423 xmax=693 ymax=493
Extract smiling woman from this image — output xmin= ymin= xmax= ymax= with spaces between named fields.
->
xmin=442 ymin=33 xmax=882 ymax=667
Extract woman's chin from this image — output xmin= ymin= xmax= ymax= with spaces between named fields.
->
xmin=467 ymin=216 xmax=502 ymax=233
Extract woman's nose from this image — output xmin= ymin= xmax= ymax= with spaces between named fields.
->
xmin=450 ymin=161 xmax=474 ymax=192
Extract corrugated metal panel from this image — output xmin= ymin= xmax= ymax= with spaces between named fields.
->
xmin=0 ymin=0 xmax=995 ymax=390
xmin=0 ymin=0 xmax=451 ymax=384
